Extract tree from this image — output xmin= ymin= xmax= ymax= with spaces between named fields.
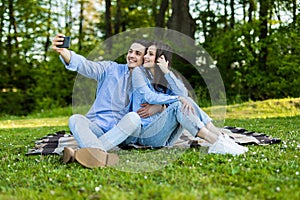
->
xmin=114 ymin=0 xmax=121 ymax=34
xmin=43 ymin=0 xmax=53 ymax=61
xmin=0 ymin=0 xmax=299 ymax=115
xmin=105 ymin=0 xmax=112 ymax=38
xmin=78 ymin=0 xmax=85 ymax=51
xmin=230 ymin=0 xmax=235 ymax=29
xmin=155 ymin=0 xmax=169 ymax=27
xmin=167 ymin=0 xmax=196 ymax=38
xmin=258 ymin=0 xmax=270 ymax=71
xmin=291 ymin=0 xmax=297 ymax=28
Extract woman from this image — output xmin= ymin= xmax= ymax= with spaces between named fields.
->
xmin=130 ymin=41 xmax=248 ymax=155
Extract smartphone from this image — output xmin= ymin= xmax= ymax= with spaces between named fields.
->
xmin=57 ymin=36 xmax=71 ymax=48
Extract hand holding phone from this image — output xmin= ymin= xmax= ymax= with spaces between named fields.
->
xmin=57 ymin=36 xmax=71 ymax=48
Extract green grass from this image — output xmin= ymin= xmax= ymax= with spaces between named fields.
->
xmin=0 ymin=98 xmax=299 ymax=200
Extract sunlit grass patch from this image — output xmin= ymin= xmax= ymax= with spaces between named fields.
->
xmin=204 ymin=97 xmax=300 ymax=120
xmin=0 ymin=117 xmax=68 ymax=129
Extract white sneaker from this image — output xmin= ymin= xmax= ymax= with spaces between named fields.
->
xmin=208 ymin=135 xmax=248 ymax=156
xmin=223 ymin=134 xmax=249 ymax=153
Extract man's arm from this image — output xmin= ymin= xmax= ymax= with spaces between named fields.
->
xmin=52 ymin=34 xmax=71 ymax=64
xmin=52 ymin=33 xmax=111 ymax=81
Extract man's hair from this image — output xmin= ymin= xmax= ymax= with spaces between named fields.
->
xmin=132 ymin=40 xmax=150 ymax=54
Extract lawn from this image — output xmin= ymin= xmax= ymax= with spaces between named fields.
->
xmin=0 ymin=98 xmax=299 ymax=200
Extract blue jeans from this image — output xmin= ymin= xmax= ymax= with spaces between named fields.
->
xmin=69 ymin=112 xmax=141 ymax=151
xmin=137 ymin=100 xmax=212 ymax=147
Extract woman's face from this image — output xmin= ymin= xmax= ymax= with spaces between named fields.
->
xmin=143 ymin=45 xmax=157 ymax=68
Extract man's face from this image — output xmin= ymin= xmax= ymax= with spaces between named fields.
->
xmin=126 ymin=43 xmax=146 ymax=68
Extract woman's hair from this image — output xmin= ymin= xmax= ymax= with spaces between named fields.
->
xmin=151 ymin=41 xmax=173 ymax=93
xmin=153 ymin=41 xmax=173 ymax=67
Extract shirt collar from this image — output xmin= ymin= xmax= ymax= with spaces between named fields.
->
xmin=140 ymin=66 xmax=153 ymax=81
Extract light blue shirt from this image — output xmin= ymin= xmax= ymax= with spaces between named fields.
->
xmin=131 ymin=66 xmax=188 ymax=127
xmin=60 ymin=51 xmax=131 ymax=133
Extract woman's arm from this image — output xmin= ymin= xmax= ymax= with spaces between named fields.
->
xmin=133 ymin=67 xmax=195 ymax=115
xmin=164 ymin=72 xmax=188 ymax=96
xmin=132 ymin=67 xmax=179 ymax=105
xmin=156 ymin=55 xmax=188 ymax=96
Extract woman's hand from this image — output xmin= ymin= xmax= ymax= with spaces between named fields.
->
xmin=156 ymin=55 xmax=170 ymax=74
xmin=178 ymin=96 xmax=195 ymax=115
xmin=52 ymin=34 xmax=71 ymax=64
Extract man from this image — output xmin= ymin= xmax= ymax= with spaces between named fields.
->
xmin=52 ymin=34 xmax=163 ymax=168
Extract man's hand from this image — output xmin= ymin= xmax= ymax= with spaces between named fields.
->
xmin=52 ymin=33 xmax=71 ymax=64
xmin=137 ymin=103 xmax=164 ymax=118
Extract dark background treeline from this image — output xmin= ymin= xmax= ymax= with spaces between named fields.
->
xmin=0 ymin=0 xmax=299 ymax=115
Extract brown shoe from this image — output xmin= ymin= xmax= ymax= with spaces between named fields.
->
xmin=75 ymin=148 xmax=119 ymax=168
xmin=63 ymin=147 xmax=75 ymax=164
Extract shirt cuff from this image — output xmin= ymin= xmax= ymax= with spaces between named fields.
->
xmin=59 ymin=51 xmax=78 ymax=71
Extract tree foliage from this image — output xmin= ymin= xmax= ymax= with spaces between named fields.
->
xmin=0 ymin=0 xmax=299 ymax=115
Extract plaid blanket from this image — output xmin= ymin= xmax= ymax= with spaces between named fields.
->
xmin=26 ymin=127 xmax=281 ymax=156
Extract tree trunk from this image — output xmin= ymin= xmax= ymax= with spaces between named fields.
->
xmin=8 ymin=0 xmax=19 ymax=53
xmin=273 ymin=1 xmax=281 ymax=27
xmin=292 ymin=0 xmax=297 ymax=28
xmin=105 ymin=0 xmax=112 ymax=38
xmin=44 ymin=0 xmax=52 ymax=61
xmin=7 ymin=0 xmax=18 ymax=89
xmin=230 ymin=0 xmax=235 ymax=29
xmin=201 ymin=0 xmax=211 ymax=43
xmin=0 ymin=0 xmax=6 ymax=50
xmin=258 ymin=0 xmax=270 ymax=71
xmin=155 ymin=0 xmax=169 ymax=27
xmin=248 ymin=0 xmax=256 ymax=23
xmin=167 ymin=0 xmax=196 ymax=39
xmin=78 ymin=0 xmax=84 ymax=51
xmin=224 ymin=0 xmax=228 ymax=31
xmin=65 ymin=0 xmax=72 ymax=35
xmin=242 ymin=0 xmax=246 ymax=22
xmin=114 ymin=0 xmax=121 ymax=34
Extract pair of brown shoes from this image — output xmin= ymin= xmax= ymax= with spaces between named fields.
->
xmin=63 ymin=147 xmax=119 ymax=168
